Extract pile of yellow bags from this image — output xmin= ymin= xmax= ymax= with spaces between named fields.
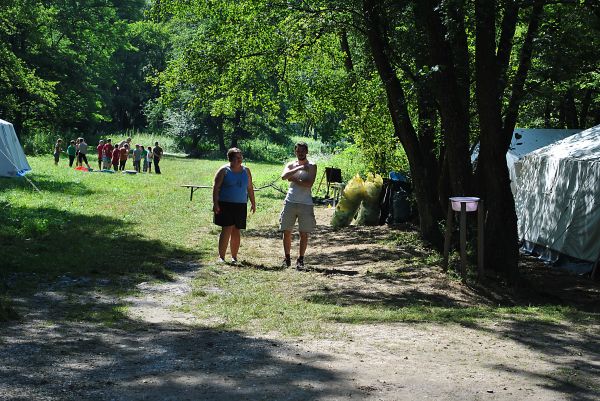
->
xmin=355 ymin=173 xmax=384 ymax=225
xmin=331 ymin=174 xmax=365 ymax=228
xmin=331 ymin=173 xmax=383 ymax=228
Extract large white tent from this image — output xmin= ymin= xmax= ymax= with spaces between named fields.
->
xmin=514 ymin=124 xmax=600 ymax=264
xmin=506 ymin=128 xmax=581 ymax=195
xmin=471 ymin=128 xmax=581 ymax=195
xmin=0 ymin=119 xmax=31 ymax=177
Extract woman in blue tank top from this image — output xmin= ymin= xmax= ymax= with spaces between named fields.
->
xmin=212 ymin=148 xmax=256 ymax=263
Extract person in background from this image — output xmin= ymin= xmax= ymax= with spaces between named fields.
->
xmin=153 ymin=141 xmax=163 ymax=174
xmin=75 ymin=137 xmax=82 ymax=166
xmin=66 ymin=140 xmax=76 ymax=167
xmin=141 ymin=145 xmax=148 ymax=172
xmin=96 ymin=140 xmax=104 ymax=170
xmin=118 ymin=137 xmax=132 ymax=149
xmin=119 ymin=143 xmax=129 ymax=171
xmin=111 ymin=145 xmax=120 ymax=171
xmin=146 ymin=146 xmax=153 ymax=173
xmin=279 ymin=142 xmax=317 ymax=270
xmin=102 ymin=139 xmax=114 ymax=169
xmin=212 ymin=148 xmax=256 ymax=264
xmin=77 ymin=137 xmax=92 ymax=169
xmin=53 ymin=139 xmax=63 ymax=166
xmin=132 ymin=144 xmax=142 ymax=173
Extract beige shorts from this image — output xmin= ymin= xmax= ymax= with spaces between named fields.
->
xmin=279 ymin=202 xmax=316 ymax=233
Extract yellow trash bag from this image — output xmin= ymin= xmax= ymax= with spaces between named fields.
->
xmin=355 ymin=173 xmax=383 ymax=225
xmin=331 ymin=174 xmax=365 ymax=228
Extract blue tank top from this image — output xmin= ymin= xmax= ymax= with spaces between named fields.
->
xmin=219 ymin=166 xmax=249 ymax=203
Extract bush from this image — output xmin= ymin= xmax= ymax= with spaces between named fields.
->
xmin=325 ymin=143 xmax=368 ymax=182
xmin=238 ymin=138 xmax=291 ymax=163
xmin=22 ymin=129 xmax=56 ymax=155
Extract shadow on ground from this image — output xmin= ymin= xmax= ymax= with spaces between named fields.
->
xmin=0 ymin=201 xmax=202 ymax=300
xmin=0 ymin=173 xmax=97 ymax=196
xmin=0 ymin=317 xmax=358 ymax=401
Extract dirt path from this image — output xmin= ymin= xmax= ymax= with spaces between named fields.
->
xmin=1 ymin=207 xmax=599 ymax=400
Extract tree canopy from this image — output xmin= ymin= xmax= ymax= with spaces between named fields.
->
xmin=1 ymin=0 xmax=599 ymax=279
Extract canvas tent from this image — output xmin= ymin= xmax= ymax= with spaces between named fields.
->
xmin=0 ymin=119 xmax=31 ymax=177
xmin=472 ymin=128 xmax=581 ymax=195
xmin=514 ymin=124 xmax=600 ymax=265
xmin=506 ymin=128 xmax=581 ymax=195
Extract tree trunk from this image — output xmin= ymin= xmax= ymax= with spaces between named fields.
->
xmin=474 ymin=0 xmax=521 ymax=281
xmin=363 ymin=0 xmax=443 ymax=247
xmin=544 ymin=100 xmax=552 ymax=128
xmin=340 ymin=30 xmax=355 ymax=75
xmin=413 ymin=0 xmax=472 ymax=196
xmin=230 ymin=109 xmax=243 ymax=148
xmin=206 ymin=115 xmax=226 ymax=153
xmin=579 ymin=89 xmax=592 ymax=127
xmin=563 ymin=89 xmax=578 ymax=129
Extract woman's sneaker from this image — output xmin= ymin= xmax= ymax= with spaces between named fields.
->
xmin=296 ymin=258 xmax=305 ymax=271
xmin=282 ymin=257 xmax=291 ymax=268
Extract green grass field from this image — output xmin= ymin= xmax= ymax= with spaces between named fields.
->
xmin=0 ymin=155 xmax=284 ymax=284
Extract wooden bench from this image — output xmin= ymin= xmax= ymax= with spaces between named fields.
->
xmin=181 ymin=184 xmax=211 ymax=201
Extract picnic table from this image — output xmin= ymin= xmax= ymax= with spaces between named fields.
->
xmin=181 ymin=179 xmax=286 ymax=201
xmin=180 ymin=184 xmax=211 ymax=201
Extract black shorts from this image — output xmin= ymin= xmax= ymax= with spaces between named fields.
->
xmin=214 ymin=201 xmax=247 ymax=229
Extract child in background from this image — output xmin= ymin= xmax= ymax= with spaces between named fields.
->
xmin=53 ymin=139 xmax=63 ymax=165
xmin=96 ymin=140 xmax=104 ymax=170
xmin=132 ymin=144 xmax=142 ymax=172
xmin=77 ymin=138 xmax=92 ymax=169
xmin=146 ymin=146 xmax=153 ymax=173
xmin=111 ymin=145 xmax=120 ymax=171
xmin=119 ymin=143 xmax=129 ymax=170
xmin=103 ymin=139 xmax=114 ymax=169
xmin=141 ymin=145 xmax=148 ymax=172
xmin=66 ymin=140 xmax=76 ymax=167
xmin=75 ymin=137 xmax=82 ymax=166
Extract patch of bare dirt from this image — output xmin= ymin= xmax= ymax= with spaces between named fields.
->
xmin=1 ymin=206 xmax=599 ymax=400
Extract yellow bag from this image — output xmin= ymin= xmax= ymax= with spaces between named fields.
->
xmin=355 ymin=173 xmax=383 ymax=225
xmin=331 ymin=174 xmax=365 ymax=228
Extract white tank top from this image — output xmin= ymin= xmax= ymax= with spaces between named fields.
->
xmin=285 ymin=169 xmax=313 ymax=205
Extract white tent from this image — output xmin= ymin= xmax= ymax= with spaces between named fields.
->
xmin=471 ymin=128 xmax=581 ymax=195
xmin=514 ymin=124 xmax=600 ymax=264
xmin=507 ymin=128 xmax=581 ymax=195
xmin=0 ymin=119 xmax=31 ymax=177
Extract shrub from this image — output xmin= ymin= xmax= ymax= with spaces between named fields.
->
xmin=22 ymin=129 xmax=56 ymax=155
xmin=238 ymin=138 xmax=291 ymax=163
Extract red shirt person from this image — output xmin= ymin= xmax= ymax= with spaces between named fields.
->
xmin=96 ymin=140 xmax=105 ymax=170
xmin=118 ymin=145 xmax=129 ymax=171
xmin=111 ymin=147 xmax=121 ymax=171
xmin=103 ymin=140 xmax=114 ymax=169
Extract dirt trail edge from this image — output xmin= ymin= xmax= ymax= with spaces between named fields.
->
xmin=1 ymin=208 xmax=599 ymax=401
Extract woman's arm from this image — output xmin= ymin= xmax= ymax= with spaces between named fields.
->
xmin=246 ymin=168 xmax=256 ymax=213
xmin=213 ymin=167 xmax=225 ymax=214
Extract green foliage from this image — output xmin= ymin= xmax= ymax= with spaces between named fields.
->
xmin=0 ymin=154 xmax=283 ymax=279
xmin=0 ymin=0 xmax=164 ymax=138
xmin=323 ymin=144 xmax=368 ymax=182
xmin=238 ymin=137 xmax=291 ymax=163
xmin=518 ymin=4 xmax=600 ymax=128
xmin=21 ymin=129 xmax=57 ymax=155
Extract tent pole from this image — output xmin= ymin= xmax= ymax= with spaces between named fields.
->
xmin=0 ymin=147 xmax=40 ymax=193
